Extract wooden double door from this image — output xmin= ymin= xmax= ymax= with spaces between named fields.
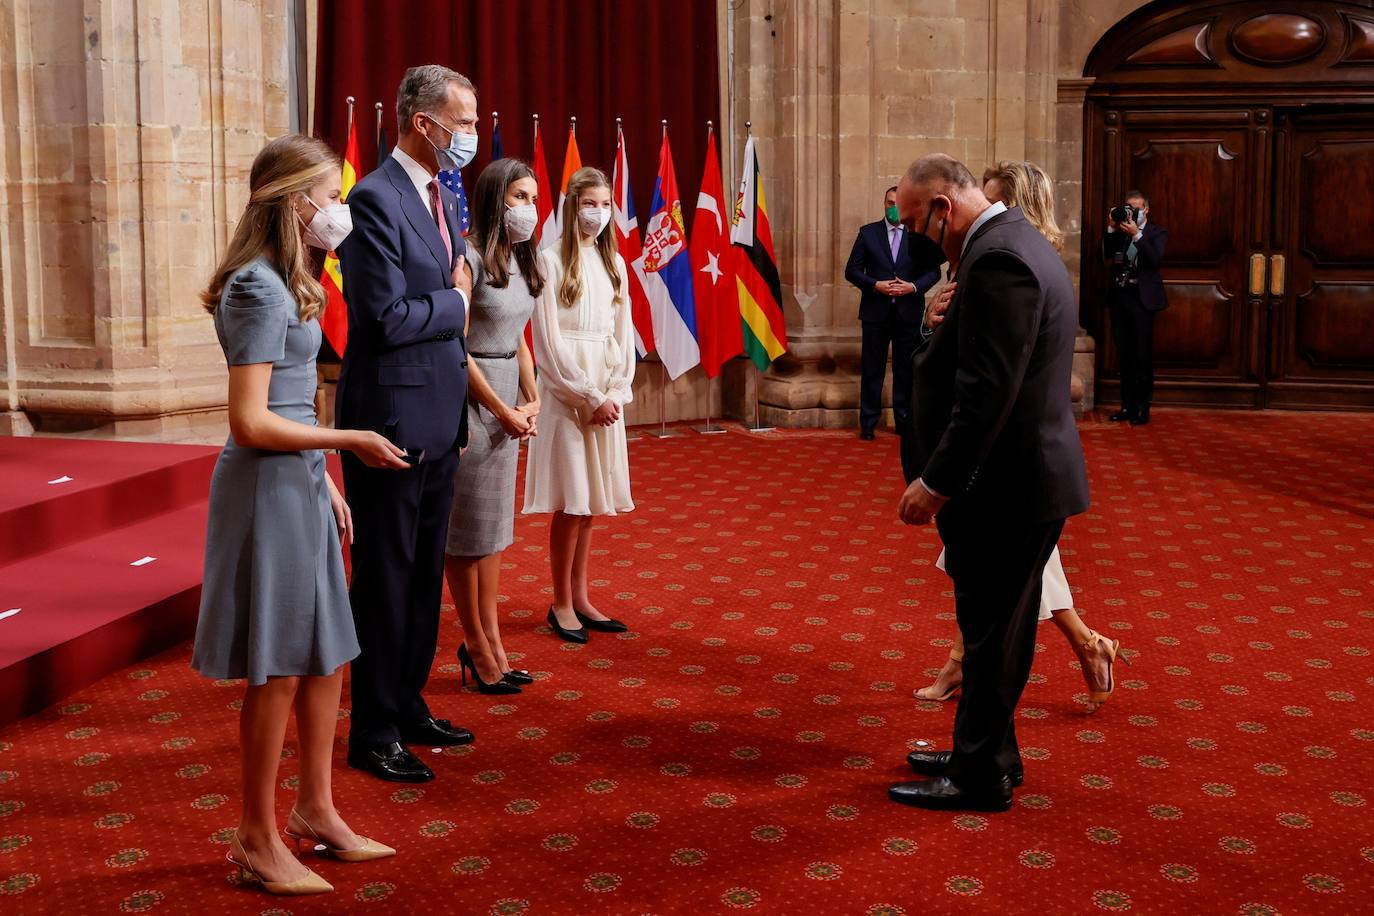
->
xmin=1084 ymin=2 xmax=1374 ymax=410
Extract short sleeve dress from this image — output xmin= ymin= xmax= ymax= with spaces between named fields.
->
xmin=521 ymin=246 xmax=636 ymax=517
xmin=445 ymin=248 xmax=536 ymax=557
xmin=190 ymin=258 xmax=359 ymax=685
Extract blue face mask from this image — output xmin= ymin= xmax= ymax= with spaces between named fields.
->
xmin=424 ymin=115 xmax=477 ymax=171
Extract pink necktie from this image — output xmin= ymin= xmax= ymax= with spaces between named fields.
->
xmin=429 ymin=178 xmax=453 ymax=268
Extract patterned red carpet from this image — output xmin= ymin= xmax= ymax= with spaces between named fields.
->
xmin=3 ymin=410 xmax=1373 ymax=915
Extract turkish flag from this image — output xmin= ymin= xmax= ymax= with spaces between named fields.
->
xmin=690 ymin=130 xmax=742 ymax=378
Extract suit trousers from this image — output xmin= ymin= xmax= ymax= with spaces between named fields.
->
xmin=936 ymin=507 xmax=1065 ymax=788
xmin=860 ymin=314 xmax=920 ymax=432
xmin=343 ymin=448 xmax=460 ymax=750
xmin=1108 ymin=287 xmax=1155 ymax=413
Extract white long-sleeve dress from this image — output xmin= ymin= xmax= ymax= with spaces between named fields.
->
xmin=522 ymin=245 xmax=636 ymax=517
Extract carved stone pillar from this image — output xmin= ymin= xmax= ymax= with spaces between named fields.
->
xmin=0 ymin=0 xmax=290 ymax=436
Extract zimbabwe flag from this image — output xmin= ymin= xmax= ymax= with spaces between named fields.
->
xmin=730 ymin=137 xmax=787 ymax=371
xmin=320 ymin=104 xmax=360 ymax=357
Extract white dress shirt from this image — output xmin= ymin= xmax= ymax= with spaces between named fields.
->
xmin=392 ymin=146 xmax=437 ymax=219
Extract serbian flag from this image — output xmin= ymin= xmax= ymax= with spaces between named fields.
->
xmin=319 ymin=107 xmax=360 ymax=357
xmin=690 ymin=128 xmax=741 ymax=378
xmin=612 ymin=126 xmax=655 ymax=357
xmin=541 ymin=125 xmax=581 ymax=248
xmin=634 ymin=130 xmax=699 ymax=379
xmin=731 ymin=137 xmax=787 ymax=371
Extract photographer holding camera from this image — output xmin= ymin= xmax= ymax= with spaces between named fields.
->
xmin=1102 ymin=191 xmax=1168 ymax=425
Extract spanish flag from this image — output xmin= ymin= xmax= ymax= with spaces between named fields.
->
xmin=319 ymin=107 xmax=360 ymax=357
xmin=731 ymin=137 xmax=787 ymax=371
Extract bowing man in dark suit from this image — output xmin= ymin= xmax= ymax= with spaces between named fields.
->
xmin=844 ymin=186 xmax=944 ymax=439
xmin=1102 ymin=190 xmax=1168 ymax=425
xmin=891 ymin=154 xmax=1090 ymax=811
xmin=336 ymin=65 xmax=479 ymax=783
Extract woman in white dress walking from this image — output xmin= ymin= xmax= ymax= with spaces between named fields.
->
xmin=523 ymin=167 xmax=635 ymax=643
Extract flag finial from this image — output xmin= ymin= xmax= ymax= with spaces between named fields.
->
xmin=346 ymin=95 xmax=355 ymax=106
xmin=661 ymin=119 xmax=668 ymax=138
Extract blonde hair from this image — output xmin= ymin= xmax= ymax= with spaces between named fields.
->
xmin=556 ymin=167 xmax=624 ymax=309
xmin=201 ymin=134 xmax=340 ymax=320
xmin=982 ymin=160 xmax=1064 ymax=253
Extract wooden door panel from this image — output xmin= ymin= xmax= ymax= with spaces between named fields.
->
xmin=1117 ymin=123 xmax=1257 ymax=388
xmin=1270 ymin=113 xmax=1374 ymax=407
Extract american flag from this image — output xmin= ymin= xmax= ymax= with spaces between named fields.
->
xmin=437 ymin=166 xmax=471 ymax=236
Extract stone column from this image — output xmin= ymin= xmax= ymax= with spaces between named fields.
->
xmin=726 ymin=0 xmax=1074 ymax=428
xmin=0 ymin=0 xmax=290 ymax=437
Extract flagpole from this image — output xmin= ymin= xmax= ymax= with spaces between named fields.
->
xmin=741 ymin=120 xmax=775 ymax=435
xmin=374 ymin=101 xmax=382 ymax=149
xmin=644 ymin=118 xmax=683 ymax=440
xmin=692 ymin=119 xmax=727 ymax=436
xmin=612 ymin=116 xmax=643 ymax=444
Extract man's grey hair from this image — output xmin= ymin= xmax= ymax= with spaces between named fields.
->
xmin=904 ymin=154 xmax=978 ymax=192
xmin=396 ymin=65 xmax=475 ymax=136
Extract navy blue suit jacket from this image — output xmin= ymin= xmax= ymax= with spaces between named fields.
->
xmin=336 ymin=155 xmax=469 ymax=461
xmin=844 ymin=220 xmax=944 ymax=323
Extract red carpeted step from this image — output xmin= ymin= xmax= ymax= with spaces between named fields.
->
xmin=0 ymin=500 xmax=208 ymax=727
xmin=0 ymin=437 xmax=218 ymax=566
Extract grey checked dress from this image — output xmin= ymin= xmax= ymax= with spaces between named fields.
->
xmin=445 ymin=248 xmax=537 ymax=556
xmin=191 ymin=258 xmax=358 ymax=685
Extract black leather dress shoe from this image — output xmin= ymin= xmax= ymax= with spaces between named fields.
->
xmin=400 ymin=717 xmax=474 ymax=747
xmin=888 ymin=776 xmax=1013 ymax=812
xmin=574 ymin=609 xmax=628 ymax=633
xmin=906 ymin=750 xmax=1023 ymax=787
xmin=1130 ymin=407 xmax=1150 ymax=426
xmin=547 ymin=607 xmax=588 ymax=644
xmin=1108 ymin=410 xmax=1133 ymax=422
xmin=859 ymin=429 xmax=876 ymax=440
xmin=347 ymin=741 xmax=434 ymax=783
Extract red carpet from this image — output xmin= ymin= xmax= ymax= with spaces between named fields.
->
xmin=2 ymin=411 xmax=1372 ymax=914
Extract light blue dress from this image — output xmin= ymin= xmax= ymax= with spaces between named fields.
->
xmin=191 ymin=258 xmax=359 ymax=685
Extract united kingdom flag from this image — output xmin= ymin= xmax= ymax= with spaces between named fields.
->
xmin=437 ymin=166 xmax=471 ymax=236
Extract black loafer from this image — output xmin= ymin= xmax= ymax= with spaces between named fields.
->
xmin=888 ymin=776 xmax=1013 ymax=812
xmin=859 ymin=429 xmax=876 ymax=440
xmin=574 ymin=610 xmax=628 ymax=633
xmin=347 ymin=741 xmax=434 ymax=783
xmin=906 ymin=750 xmax=1023 ymax=787
xmin=547 ymin=607 xmax=588 ymax=643
xmin=1130 ymin=409 xmax=1150 ymax=426
xmin=400 ymin=717 xmax=474 ymax=747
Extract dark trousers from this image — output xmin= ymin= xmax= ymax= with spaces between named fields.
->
xmin=936 ymin=508 xmax=1065 ymax=788
xmin=860 ymin=314 xmax=920 ymax=432
xmin=343 ymin=448 xmax=459 ymax=750
xmin=1108 ymin=288 xmax=1155 ymax=414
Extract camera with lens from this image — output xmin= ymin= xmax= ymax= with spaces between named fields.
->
xmin=1110 ymin=204 xmax=1141 ymax=225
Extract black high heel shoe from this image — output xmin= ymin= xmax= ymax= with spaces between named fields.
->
xmin=457 ymin=644 xmax=522 ymax=694
xmin=546 ymin=606 xmax=588 ymax=644
xmin=574 ymin=609 xmax=628 ymax=633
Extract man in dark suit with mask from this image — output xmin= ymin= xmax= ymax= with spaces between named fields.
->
xmin=891 ymin=154 xmax=1090 ymax=812
xmin=844 ymin=186 xmax=945 ymax=439
xmin=1102 ymin=190 xmax=1168 ymax=425
xmin=336 ymin=64 xmax=478 ymax=782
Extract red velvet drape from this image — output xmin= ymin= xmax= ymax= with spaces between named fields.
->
xmin=314 ymin=0 xmax=721 ymax=231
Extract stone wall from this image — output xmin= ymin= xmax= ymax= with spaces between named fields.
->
xmin=0 ymin=0 xmax=290 ymax=436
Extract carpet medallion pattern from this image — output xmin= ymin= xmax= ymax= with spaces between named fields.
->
xmin=1 ymin=411 xmax=1372 ymax=914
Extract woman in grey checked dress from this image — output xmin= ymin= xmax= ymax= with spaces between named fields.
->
xmin=193 ymin=135 xmax=407 ymax=894
xmin=444 ymin=159 xmax=543 ymax=692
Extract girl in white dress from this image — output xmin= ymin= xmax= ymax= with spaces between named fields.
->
xmin=522 ymin=167 xmax=635 ymax=642
xmin=915 ymin=160 xmax=1124 ymax=710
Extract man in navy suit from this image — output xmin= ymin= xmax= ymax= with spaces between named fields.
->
xmin=336 ymin=64 xmax=478 ymax=782
xmin=844 ymin=186 xmax=945 ymax=440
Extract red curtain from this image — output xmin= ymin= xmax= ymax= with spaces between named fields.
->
xmin=314 ymin=0 xmax=721 ymax=231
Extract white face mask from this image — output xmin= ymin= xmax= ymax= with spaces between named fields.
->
xmin=299 ymin=196 xmax=352 ymax=251
xmin=578 ymin=205 xmax=611 ymax=238
xmin=504 ymin=203 xmax=538 ymax=243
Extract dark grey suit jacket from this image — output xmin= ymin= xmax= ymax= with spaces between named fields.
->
xmin=902 ymin=208 xmax=1090 ymax=524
